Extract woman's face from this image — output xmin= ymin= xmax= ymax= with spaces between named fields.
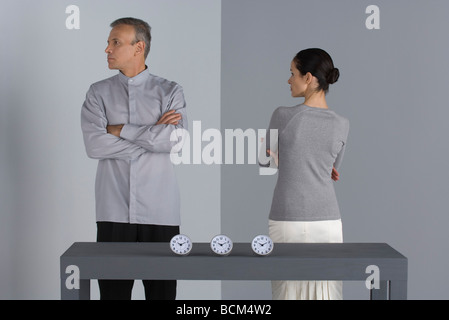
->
xmin=288 ymin=60 xmax=308 ymax=97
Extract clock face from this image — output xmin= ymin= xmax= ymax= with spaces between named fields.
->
xmin=210 ymin=234 xmax=233 ymax=255
xmin=251 ymin=235 xmax=274 ymax=256
xmin=170 ymin=234 xmax=192 ymax=256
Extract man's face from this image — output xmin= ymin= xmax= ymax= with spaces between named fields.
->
xmin=105 ymin=24 xmax=138 ymax=71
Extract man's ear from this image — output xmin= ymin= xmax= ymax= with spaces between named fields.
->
xmin=135 ymin=41 xmax=145 ymax=56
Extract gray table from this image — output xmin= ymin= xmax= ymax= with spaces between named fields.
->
xmin=60 ymin=242 xmax=407 ymax=300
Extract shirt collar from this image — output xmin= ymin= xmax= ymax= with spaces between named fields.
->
xmin=118 ymin=65 xmax=150 ymax=85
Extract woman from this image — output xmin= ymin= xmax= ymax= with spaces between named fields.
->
xmin=264 ymin=48 xmax=349 ymax=300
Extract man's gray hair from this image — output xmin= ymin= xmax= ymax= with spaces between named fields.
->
xmin=110 ymin=17 xmax=152 ymax=59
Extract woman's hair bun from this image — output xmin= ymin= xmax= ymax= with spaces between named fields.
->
xmin=327 ymin=68 xmax=340 ymax=84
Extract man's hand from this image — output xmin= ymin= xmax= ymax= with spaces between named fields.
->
xmin=156 ymin=110 xmax=182 ymax=125
xmin=106 ymin=124 xmax=124 ymax=137
xmin=331 ymin=167 xmax=339 ymax=181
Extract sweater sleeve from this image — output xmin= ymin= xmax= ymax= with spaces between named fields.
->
xmin=333 ymin=119 xmax=349 ymax=170
xmin=259 ymin=107 xmax=280 ymax=168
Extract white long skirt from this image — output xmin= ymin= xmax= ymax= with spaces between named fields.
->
xmin=268 ymin=219 xmax=343 ymax=300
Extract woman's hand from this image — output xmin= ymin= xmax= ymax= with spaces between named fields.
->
xmin=267 ymin=149 xmax=278 ymax=167
xmin=331 ymin=167 xmax=339 ymax=181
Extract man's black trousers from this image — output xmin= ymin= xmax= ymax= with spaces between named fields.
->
xmin=96 ymin=221 xmax=180 ymax=300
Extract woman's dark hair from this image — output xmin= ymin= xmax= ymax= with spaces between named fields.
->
xmin=293 ymin=48 xmax=339 ymax=94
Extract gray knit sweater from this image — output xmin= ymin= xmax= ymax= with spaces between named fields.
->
xmin=264 ymin=104 xmax=349 ymax=221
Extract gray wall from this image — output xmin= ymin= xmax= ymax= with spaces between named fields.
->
xmin=221 ymin=0 xmax=449 ymax=299
xmin=1 ymin=0 xmax=448 ymax=300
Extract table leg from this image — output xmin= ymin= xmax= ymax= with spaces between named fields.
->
xmin=370 ymin=280 xmax=388 ymax=300
xmin=61 ymin=278 xmax=90 ymax=300
xmin=389 ymin=280 xmax=407 ymax=300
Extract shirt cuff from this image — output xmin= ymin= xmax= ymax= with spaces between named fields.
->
xmin=120 ymin=124 xmax=140 ymax=141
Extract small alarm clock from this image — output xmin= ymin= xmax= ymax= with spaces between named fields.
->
xmin=210 ymin=234 xmax=233 ymax=256
xmin=251 ymin=235 xmax=274 ymax=256
xmin=170 ymin=234 xmax=193 ymax=256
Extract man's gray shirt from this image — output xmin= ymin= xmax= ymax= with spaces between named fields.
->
xmin=265 ymin=104 xmax=349 ymax=221
xmin=81 ymin=68 xmax=187 ymax=225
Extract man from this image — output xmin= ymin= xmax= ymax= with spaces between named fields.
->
xmin=81 ymin=17 xmax=187 ymax=300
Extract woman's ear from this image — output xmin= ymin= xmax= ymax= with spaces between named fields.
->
xmin=305 ymin=72 xmax=314 ymax=85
